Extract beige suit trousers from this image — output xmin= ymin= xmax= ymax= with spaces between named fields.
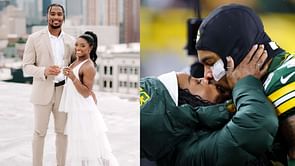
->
xmin=32 ymin=86 xmax=67 ymax=166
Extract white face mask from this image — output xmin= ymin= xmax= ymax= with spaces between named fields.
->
xmin=210 ymin=59 xmax=226 ymax=81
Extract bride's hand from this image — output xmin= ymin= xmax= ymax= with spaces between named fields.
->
xmin=63 ymin=67 xmax=75 ymax=80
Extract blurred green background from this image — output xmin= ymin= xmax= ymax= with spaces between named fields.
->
xmin=140 ymin=0 xmax=295 ymax=77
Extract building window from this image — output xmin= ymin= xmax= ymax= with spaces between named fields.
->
xmin=130 ymin=82 xmax=133 ymax=88
xmin=103 ymin=80 xmax=107 ymax=88
xmin=110 ymin=81 xmax=113 ymax=88
xmin=119 ymin=81 xmax=122 ymax=87
xmin=96 ymin=65 xmax=99 ymax=72
xmin=104 ymin=66 xmax=107 ymax=75
xmin=134 ymin=68 xmax=138 ymax=75
xmin=124 ymin=67 xmax=127 ymax=74
xmin=134 ymin=82 xmax=138 ymax=88
xmin=124 ymin=81 xmax=127 ymax=87
xmin=110 ymin=66 xmax=113 ymax=75
xmin=119 ymin=67 xmax=122 ymax=73
xmin=130 ymin=67 xmax=133 ymax=74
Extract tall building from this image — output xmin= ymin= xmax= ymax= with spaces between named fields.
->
xmin=9 ymin=0 xmax=17 ymax=6
xmin=105 ymin=0 xmax=119 ymax=26
xmin=52 ymin=0 xmax=65 ymax=6
xmin=65 ymin=0 xmax=82 ymax=17
xmin=123 ymin=0 xmax=139 ymax=43
xmin=42 ymin=0 xmax=51 ymax=16
xmin=85 ymin=0 xmax=99 ymax=25
xmin=0 ymin=0 xmax=9 ymax=11
xmin=63 ymin=0 xmax=83 ymax=25
xmin=0 ymin=5 xmax=26 ymax=39
xmin=22 ymin=0 xmax=42 ymax=27
xmin=83 ymin=0 xmax=119 ymax=26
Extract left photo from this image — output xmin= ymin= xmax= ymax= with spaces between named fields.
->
xmin=0 ymin=0 xmax=139 ymax=166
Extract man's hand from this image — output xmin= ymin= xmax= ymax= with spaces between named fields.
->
xmin=226 ymin=44 xmax=270 ymax=89
xmin=44 ymin=65 xmax=61 ymax=76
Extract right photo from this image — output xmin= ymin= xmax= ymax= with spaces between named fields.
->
xmin=140 ymin=0 xmax=295 ymax=166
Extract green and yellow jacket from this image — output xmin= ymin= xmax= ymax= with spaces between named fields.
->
xmin=264 ymin=52 xmax=295 ymax=118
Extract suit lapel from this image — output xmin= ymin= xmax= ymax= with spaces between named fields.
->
xmin=42 ymin=29 xmax=55 ymax=63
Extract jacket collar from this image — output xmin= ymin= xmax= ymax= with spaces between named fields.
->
xmin=158 ymin=71 xmax=178 ymax=106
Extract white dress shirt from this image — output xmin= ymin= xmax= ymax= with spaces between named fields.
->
xmin=48 ymin=29 xmax=65 ymax=82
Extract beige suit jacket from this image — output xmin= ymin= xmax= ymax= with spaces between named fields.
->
xmin=23 ymin=28 xmax=76 ymax=105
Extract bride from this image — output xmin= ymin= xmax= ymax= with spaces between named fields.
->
xmin=59 ymin=31 xmax=119 ymax=166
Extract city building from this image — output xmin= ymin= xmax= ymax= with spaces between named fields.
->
xmin=85 ymin=0 xmax=99 ymax=25
xmin=123 ymin=0 xmax=139 ymax=43
xmin=42 ymin=0 xmax=51 ymax=16
xmin=9 ymin=0 xmax=16 ymax=6
xmin=0 ymin=5 xmax=26 ymax=39
xmin=95 ymin=43 xmax=140 ymax=95
xmin=0 ymin=0 xmax=9 ymax=11
xmin=63 ymin=0 xmax=82 ymax=25
xmin=105 ymin=0 xmax=119 ymax=26
xmin=52 ymin=0 xmax=65 ymax=6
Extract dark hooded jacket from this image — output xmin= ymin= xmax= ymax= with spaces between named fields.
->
xmin=196 ymin=4 xmax=284 ymax=67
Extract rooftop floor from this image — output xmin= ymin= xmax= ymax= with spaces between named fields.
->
xmin=0 ymin=81 xmax=139 ymax=166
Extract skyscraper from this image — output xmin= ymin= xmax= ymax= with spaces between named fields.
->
xmin=65 ymin=0 xmax=82 ymax=17
xmin=0 ymin=0 xmax=9 ymax=11
xmin=123 ymin=0 xmax=139 ymax=43
xmin=85 ymin=0 xmax=99 ymax=25
xmin=21 ymin=0 xmax=42 ymax=27
xmin=0 ymin=5 xmax=26 ymax=38
xmin=105 ymin=0 xmax=119 ymax=26
xmin=84 ymin=0 xmax=119 ymax=26
xmin=52 ymin=0 xmax=65 ymax=6
xmin=42 ymin=0 xmax=51 ymax=16
xmin=9 ymin=0 xmax=17 ymax=6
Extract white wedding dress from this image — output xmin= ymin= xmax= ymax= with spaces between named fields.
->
xmin=59 ymin=59 xmax=119 ymax=166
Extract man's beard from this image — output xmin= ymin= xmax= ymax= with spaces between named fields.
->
xmin=48 ymin=20 xmax=62 ymax=29
xmin=49 ymin=24 xmax=62 ymax=29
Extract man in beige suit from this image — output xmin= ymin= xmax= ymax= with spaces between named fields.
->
xmin=22 ymin=3 xmax=75 ymax=166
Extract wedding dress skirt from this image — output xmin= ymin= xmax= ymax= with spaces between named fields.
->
xmin=59 ymin=60 xmax=119 ymax=166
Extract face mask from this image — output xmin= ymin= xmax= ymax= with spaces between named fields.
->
xmin=210 ymin=59 xmax=226 ymax=81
